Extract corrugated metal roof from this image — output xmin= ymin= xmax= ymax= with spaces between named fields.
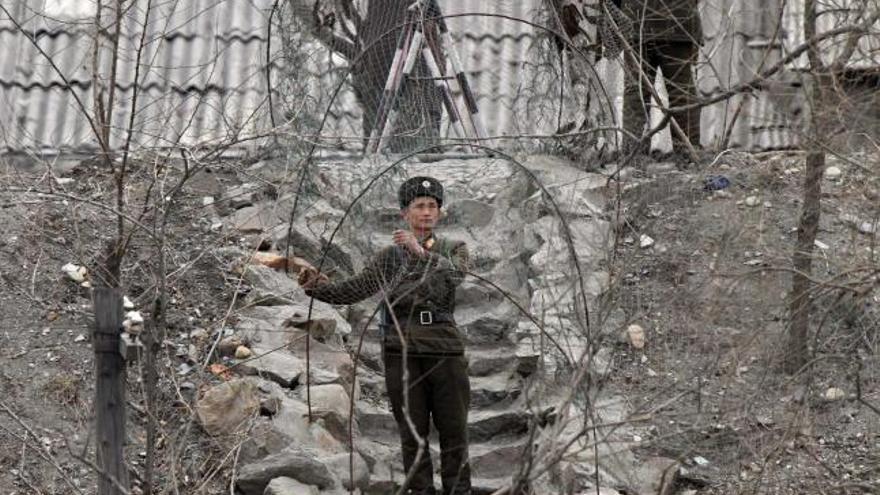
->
xmin=1 ymin=0 xmax=556 ymax=153
xmin=5 ymin=0 xmax=862 ymax=154
xmin=698 ymin=0 xmax=802 ymax=150
xmin=1 ymin=0 xmax=278 ymax=152
xmin=782 ymin=0 xmax=880 ymax=70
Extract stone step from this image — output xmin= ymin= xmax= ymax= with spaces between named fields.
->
xmin=469 ymin=373 xmax=521 ymax=408
xmin=363 ymin=473 xmax=507 ymax=495
xmin=469 ymin=439 xmax=531 ymax=480
xmin=466 ymin=346 xmax=517 ymax=377
xmin=468 ymin=408 xmax=531 ymax=444
xmin=358 ymin=404 xmax=533 ymax=446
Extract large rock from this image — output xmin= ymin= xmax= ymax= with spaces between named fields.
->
xmin=239 ymin=346 xmax=305 ymax=388
xmin=470 ymin=373 xmax=520 ymax=408
xmin=470 ymin=441 xmax=530 ymax=479
xmin=469 ymin=409 xmax=530 ymax=443
xmin=529 ymin=272 xmax=610 ymax=322
xmin=466 ymin=347 xmax=517 ymax=377
xmin=626 ymin=456 xmax=680 ymax=495
xmin=263 ymin=477 xmax=319 ymax=495
xmin=321 ymin=452 xmax=371 ymax=490
xmin=238 ymin=269 xmax=356 ymax=341
xmin=195 ymin=379 xmax=260 ymax=436
xmin=266 ymin=197 xmax=354 ymax=277
xmin=527 ymin=216 xmax=611 ymax=272
xmin=236 ymin=447 xmax=336 ymax=494
xmin=229 ymin=203 xmax=282 ymax=233
xmin=445 ymin=199 xmax=495 ymax=228
xmin=235 ymin=307 xmax=354 ymax=389
xmin=239 ymin=393 xmax=347 ymax=465
xmin=241 ymin=264 xmax=300 ymax=306
xmin=459 ymin=312 xmax=515 ymax=346
xmin=223 ymin=182 xmax=263 ymax=210
xmin=521 ymin=154 xmax=609 ymax=218
xmin=302 ymin=384 xmax=354 ymax=444
xmin=237 ymin=305 xmax=352 ymax=348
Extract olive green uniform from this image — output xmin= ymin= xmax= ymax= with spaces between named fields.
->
xmin=619 ymin=0 xmax=703 ymax=153
xmin=307 ymin=236 xmax=472 ymax=495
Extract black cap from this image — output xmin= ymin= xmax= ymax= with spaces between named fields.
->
xmin=398 ymin=176 xmax=444 ymax=209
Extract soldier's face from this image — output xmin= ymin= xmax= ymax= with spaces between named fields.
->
xmin=402 ymin=197 xmax=440 ymax=232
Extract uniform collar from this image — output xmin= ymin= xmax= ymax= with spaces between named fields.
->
xmin=421 ymin=233 xmax=436 ymax=251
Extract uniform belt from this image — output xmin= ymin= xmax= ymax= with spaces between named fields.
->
xmin=394 ymin=308 xmax=454 ymax=326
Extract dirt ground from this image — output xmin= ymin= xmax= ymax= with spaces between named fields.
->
xmin=0 ymin=151 xmax=877 ymax=494
xmin=0 ymin=158 xmax=240 ymax=493
xmin=606 ymin=151 xmax=880 ymax=493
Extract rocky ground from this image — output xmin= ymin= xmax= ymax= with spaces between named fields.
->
xmin=0 ymin=150 xmax=877 ymax=494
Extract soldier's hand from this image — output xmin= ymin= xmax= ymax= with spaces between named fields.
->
xmin=392 ymin=230 xmax=425 ymax=256
xmin=298 ymin=267 xmax=329 ymax=288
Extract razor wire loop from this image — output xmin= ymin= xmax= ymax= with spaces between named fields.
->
xmin=366 ymin=0 xmax=488 ymax=154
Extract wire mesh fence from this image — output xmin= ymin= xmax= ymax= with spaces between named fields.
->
xmin=0 ymin=0 xmax=879 ymax=494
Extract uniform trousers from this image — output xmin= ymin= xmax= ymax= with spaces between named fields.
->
xmin=384 ymin=353 xmax=471 ymax=495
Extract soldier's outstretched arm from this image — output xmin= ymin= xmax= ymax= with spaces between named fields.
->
xmin=302 ymin=248 xmax=395 ymax=305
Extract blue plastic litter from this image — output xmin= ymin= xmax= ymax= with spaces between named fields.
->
xmin=703 ymin=175 xmax=730 ymax=191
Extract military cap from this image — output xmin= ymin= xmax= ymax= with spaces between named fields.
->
xmin=398 ymin=176 xmax=444 ymax=209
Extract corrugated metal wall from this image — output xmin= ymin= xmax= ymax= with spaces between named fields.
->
xmin=0 ymin=0 xmax=276 ymax=152
xmin=1 ymin=0 xmax=877 ymax=154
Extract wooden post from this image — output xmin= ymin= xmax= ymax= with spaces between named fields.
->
xmin=93 ymin=287 xmax=129 ymax=494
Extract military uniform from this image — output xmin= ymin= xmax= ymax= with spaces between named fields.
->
xmin=305 ymin=178 xmax=472 ymax=495
xmin=619 ymin=0 xmax=702 ymax=153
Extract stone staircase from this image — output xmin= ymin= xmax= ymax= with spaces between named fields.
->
xmin=356 ymin=308 xmax=544 ymax=494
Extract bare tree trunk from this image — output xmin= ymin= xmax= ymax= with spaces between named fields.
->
xmin=786 ymin=0 xmax=824 ymax=374
xmin=787 ymin=145 xmax=824 ymax=373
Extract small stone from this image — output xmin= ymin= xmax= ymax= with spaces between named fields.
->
xmin=858 ymin=221 xmax=877 ymax=235
xmin=61 ymin=263 xmax=87 ymax=283
xmin=814 ymin=240 xmax=829 ymax=250
xmin=46 ymin=311 xmax=59 ymax=321
xmin=186 ymin=344 xmax=199 ymax=364
xmin=823 ymin=387 xmax=846 ymax=401
xmin=824 ymin=166 xmax=842 ymax=180
xmin=123 ymin=311 xmax=144 ymax=334
xmin=123 ymin=296 xmax=135 ymax=309
xmin=639 ymin=235 xmax=655 ymax=249
xmin=74 ymin=334 xmax=86 ymax=343
xmin=235 ymin=345 xmax=253 ymax=359
xmin=744 ymin=196 xmax=760 ymax=207
xmin=693 ymin=456 xmax=710 ymax=466
xmin=55 ymin=177 xmax=75 ymax=185
xmin=189 ymin=328 xmax=209 ymax=341
xmin=626 ymin=324 xmax=646 ymax=349
xmin=202 ymin=196 xmax=215 ymax=206
xmin=218 ymin=336 xmax=243 ymax=356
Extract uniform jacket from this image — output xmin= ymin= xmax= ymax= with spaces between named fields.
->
xmin=620 ymin=0 xmax=702 ymax=43
xmin=306 ymin=235 xmax=469 ymax=356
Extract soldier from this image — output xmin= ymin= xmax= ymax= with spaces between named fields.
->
xmin=619 ymin=0 xmax=703 ymax=155
xmin=298 ymin=176 xmax=472 ymax=495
